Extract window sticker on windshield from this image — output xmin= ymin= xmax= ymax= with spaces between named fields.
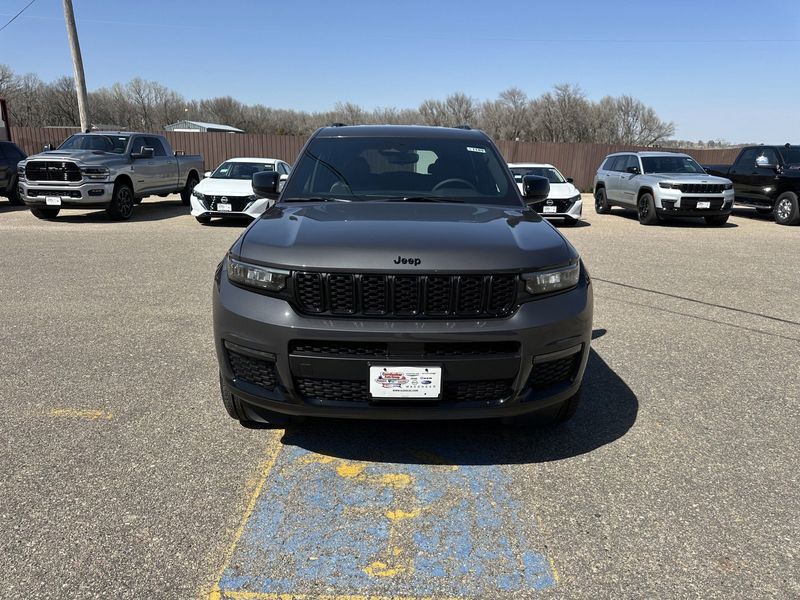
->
xmin=467 ymin=146 xmax=486 ymax=153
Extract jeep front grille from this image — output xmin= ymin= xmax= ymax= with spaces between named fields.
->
xmin=25 ymin=161 xmax=81 ymax=182
xmin=292 ymin=273 xmax=518 ymax=318
xmin=678 ymin=183 xmax=725 ymax=194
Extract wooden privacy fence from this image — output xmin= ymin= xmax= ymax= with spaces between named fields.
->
xmin=12 ymin=126 xmax=741 ymax=191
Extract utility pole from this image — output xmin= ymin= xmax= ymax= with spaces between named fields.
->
xmin=62 ymin=0 xmax=90 ymax=132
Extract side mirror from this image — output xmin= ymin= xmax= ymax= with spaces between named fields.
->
xmin=566 ymin=177 xmax=574 ymax=184
xmin=132 ymin=147 xmax=154 ymax=159
xmin=278 ymin=173 xmax=288 ymax=193
xmin=42 ymin=144 xmax=52 ymax=152
xmin=252 ymin=170 xmax=282 ymax=199
xmin=522 ymin=174 xmax=550 ymax=201
xmin=626 ymin=166 xmax=640 ymax=174
xmin=755 ymin=156 xmax=776 ymax=170
xmin=204 ymin=171 xmax=212 ymax=178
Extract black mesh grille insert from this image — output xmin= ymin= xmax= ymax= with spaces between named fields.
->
xmin=294 ymin=377 xmax=514 ymax=403
xmin=289 ymin=340 xmax=520 ymax=358
xmin=292 ymin=273 xmax=517 ymax=318
xmin=528 ymin=354 xmax=579 ymax=389
xmin=290 ymin=341 xmax=388 ymax=357
xmin=228 ymin=350 xmax=277 ymax=391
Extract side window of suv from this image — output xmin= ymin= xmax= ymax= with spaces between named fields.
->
xmin=625 ymin=155 xmax=640 ymax=173
xmin=609 ymin=156 xmax=628 ymax=172
xmin=600 ymin=157 xmax=615 ymax=171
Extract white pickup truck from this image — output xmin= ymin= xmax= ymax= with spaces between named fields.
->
xmin=17 ymin=131 xmax=204 ymax=220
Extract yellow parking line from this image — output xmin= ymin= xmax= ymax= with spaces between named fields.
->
xmin=47 ymin=408 xmax=112 ymax=420
xmin=221 ymin=592 xmax=462 ymax=600
xmin=205 ymin=431 xmax=284 ymax=600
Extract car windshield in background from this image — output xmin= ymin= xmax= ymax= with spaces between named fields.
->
xmin=510 ymin=167 xmax=565 ymax=184
xmin=58 ymin=134 xmax=129 ymax=154
xmin=641 ymin=156 xmax=706 ymax=174
xmin=212 ymin=162 xmax=275 ymax=179
xmin=779 ymin=147 xmax=800 ymax=164
xmin=280 ymin=136 xmax=518 ymax=205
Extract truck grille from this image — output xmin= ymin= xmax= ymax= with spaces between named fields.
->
xmin=25 ymin=161 xmax=81 ymax=182
xmin=294 ymin=377 xmax=514 ymax=404
xmin=678 ymin=183 xmax=725 ymax=194
xmin=207 ymin=195 xmax=251 ymax=211
xmin=293 ymin=273 xmax=518 ymax=318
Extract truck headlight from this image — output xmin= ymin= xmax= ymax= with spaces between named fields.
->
xmin=17 ymin=165 xmax=25 ymax=178
xmin=522 ymin=262 xmax=580 ymax=295
xmin=226 ymin=256 xmax=289 ymax=292
xmin=81 ymin=167 xmax=109 ymax=180
xmin=724 ymin=183 xmax=733 ymax=190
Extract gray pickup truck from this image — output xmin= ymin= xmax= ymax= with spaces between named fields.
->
xmin=17 ymin=131 xmax=203 ymax=220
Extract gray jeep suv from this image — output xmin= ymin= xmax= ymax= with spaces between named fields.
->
xmin=213 ymin=125 xmax=593 ymax=426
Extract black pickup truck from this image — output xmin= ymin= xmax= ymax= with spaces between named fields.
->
xmin=704 ymin=144 xmax=800 ymax=225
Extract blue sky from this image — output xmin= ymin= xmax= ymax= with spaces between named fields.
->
xmin=1 ymin=0 xmax=798 ymax=142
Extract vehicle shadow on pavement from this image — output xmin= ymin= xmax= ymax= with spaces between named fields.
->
xmin=0 ymin=203 xmax=28 ymax=214
xmin=280 ymin=346 xmax=637 ymax=466
xmin=48 ymin=200 xmax=189 ymax=223
xmin=615 ymin=209 xmax=738 ymax=228
xmin=552 ymin=220 xmax=591 ymax=229
xmin=730 ymin=207 xmax=775 ymax=222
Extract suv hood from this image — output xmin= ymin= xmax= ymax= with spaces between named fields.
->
xmin=237 ymin=202 xmax=576 ymax=272
xmin=649 ymin=173 xmax=730 ymax=184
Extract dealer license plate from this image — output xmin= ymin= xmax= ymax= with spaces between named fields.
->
xmin=696 ymin=201 xmax=711 ymax=209
xmin=542 ymin=205 xmax=558 ymax=214
xmin=369 ymin=366 xmax=442 ymax=399
xmin=217 ymin=203 xmax=232 ymax=212
xmin=45 ymin=196 xmax=61 ymax=206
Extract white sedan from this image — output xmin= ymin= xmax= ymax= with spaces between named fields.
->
xmin=508 ymin=162 xmax=582 ymax=225
xmin=190 ymin=157 xmax=291 ymax=223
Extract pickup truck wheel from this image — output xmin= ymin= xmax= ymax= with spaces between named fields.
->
xmin=106 ymin=182 xmax=134 ymax=220
xmin=594 ymin=187 xmax=611 ymax=214
xmin=31 ymin=207 xmax=60 ymax=219
xmin=704 ymin=214 xmax=729 ymax=226
xmin=637 ymin=193 xmax=660 ymax=225
xmin=7 ymin=176 xmax=24 ymax=205
xmin=774 ymin=192 xmax=800 ymax=225
xmin=181 ymin=175 xmax=198 ymax=206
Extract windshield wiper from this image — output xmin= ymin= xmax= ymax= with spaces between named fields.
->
xmin=281 ymin=196 xmax=352 ymax=203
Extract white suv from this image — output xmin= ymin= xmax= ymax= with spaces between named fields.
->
xmin=592 ymin=151 xmax=734 ymax=226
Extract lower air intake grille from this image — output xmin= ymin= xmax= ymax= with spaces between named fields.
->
xmin=228 ymin=350 xmax=277 ymax=391
xmin=528 ymin=354 xmax=579 ymax=389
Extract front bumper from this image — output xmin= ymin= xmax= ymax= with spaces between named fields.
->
xmin=655 ymin=190 xmax=734 ymax=217
xmin=190 ymin=195 xmax=272 ymax=219
xmin=213 ymin=269 xmax=593 ymax=421
xmin=20 ymin=181 xmax=115 ymax=208
xmin=530 ymin=199 xmax=583 ymax=221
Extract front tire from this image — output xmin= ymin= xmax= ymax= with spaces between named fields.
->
xmin=30 ymin=207 xmax=60 ymax=219
xmin=7 ymin=176 xmax=24 ymax=205
xmin=705 ymin=214 xmax=730 ymax=226
xmin=106 ymin=181 xmax=135 ymax=220
xmin=774 ymin=192 xmax=800 ymax=225
xmin=181 ymin=175 xmax=198 ymax=206
xmin=595 ymin=187 xmax=611 ymax=214
xmin=637 ymin=193 xmax=659 ymax=225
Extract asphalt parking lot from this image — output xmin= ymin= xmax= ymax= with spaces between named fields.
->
xmin=0 ymin=194 xmax=797 ymax=599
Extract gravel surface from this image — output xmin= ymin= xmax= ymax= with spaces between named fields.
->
xmin=0 ymin=195 xmax=797 ymax=599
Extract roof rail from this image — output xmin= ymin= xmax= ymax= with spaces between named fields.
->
xmin=329 ymin=122 xmax=347 ymax=127
xmin=454 ymin=124 xmax=471 ymax=130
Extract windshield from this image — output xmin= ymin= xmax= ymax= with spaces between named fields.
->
xmin=212 ymin=161 xmax=275 ymax=179
xmin=779 ymin=147 xmax=800 ymax=165
xmin=509 ymin=166 xmax=565 ymax=184
xmin=641 ymin=155 xmax=705 ymax=174
xmin=280 ymin=136 xmax=518 ymax=205
xmin=58 ymin=134 xmax=129 ymax=154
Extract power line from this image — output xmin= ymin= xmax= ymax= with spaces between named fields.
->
xmin=0 ymin=0 xmax=38 ymax=34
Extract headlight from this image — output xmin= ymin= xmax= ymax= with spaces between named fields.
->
xmin=192 ymin=189 xmax=206 ymax=200
xmin=568 ymin=194 xmax=581 ymax=202
xmin=247 ymin=194 xmax=259 ymax=202
xmin=522 ymin=262 xmax=580 ymax=295
xmin=724 ymin=182 xmax=733 ymax=190
xmin=81 ymin=167 xmax=109 ymax=180
xmin=17 ymin=165 xmax=25 ymax=178
xmin=658 ymin=182 xmax=675 ymax=189
xmin=226 ymin=256 xmax=289 ymax=292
